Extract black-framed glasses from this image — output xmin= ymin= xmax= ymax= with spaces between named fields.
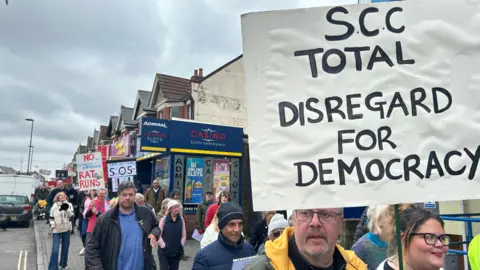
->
xmin=295 ymin=210 xmax=341 ymax=223
xmin=271 ymin=229 xmax=284 ymax=238
xmin=411 ymin=233 xmax=450 ymax=246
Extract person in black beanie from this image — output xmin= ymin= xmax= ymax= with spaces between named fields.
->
xmin=193 ymin=202 xmax=255 ymax=270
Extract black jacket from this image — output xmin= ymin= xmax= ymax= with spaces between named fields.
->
xmin=352 ymin=208 xmax=369 ymax=245
xmin=46 ymin=188 xmax=68 ymax=208
xmin=77 ymin=191 xmax=87 ymax=217
xmin=66 ymin=188 xmax=78 ymax=207
xmin=249 ymin=219 xmax=268 ymax=252
xmin=34 ymin=188 xmax=49 ymax=201
xmin=84 ymin=204 xmax=161 ymax=270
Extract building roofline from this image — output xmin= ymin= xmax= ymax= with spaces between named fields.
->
xmin=200 ymin=54 xmax=243 ymax=83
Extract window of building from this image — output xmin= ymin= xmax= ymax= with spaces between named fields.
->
xmin=171 ymin=106 xmax=181 ymax=119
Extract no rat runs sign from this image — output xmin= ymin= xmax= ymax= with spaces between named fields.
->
xmin=241 ymin=0 xmax=480 ymax=211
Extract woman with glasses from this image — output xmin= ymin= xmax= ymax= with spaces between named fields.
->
xmin=377 ymin=208 xmax=449 ymax=270
xmin=257 ymin=214 xmax=289 ymax=254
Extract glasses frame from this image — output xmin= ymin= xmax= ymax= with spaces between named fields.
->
xmin=411 ymin=233 xmax=450 ymax=246
xmin=295 ymin=210 xmax=342 ymax=224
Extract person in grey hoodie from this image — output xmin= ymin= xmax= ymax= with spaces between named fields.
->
xmin=49 ymin=191 xmax=74 ymax=270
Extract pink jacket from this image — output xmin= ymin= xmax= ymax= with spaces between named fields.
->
xmin=157 ymin=215 xmax=186 ymax=249
xmin=84 ymin=197 xmax=110 ymax=233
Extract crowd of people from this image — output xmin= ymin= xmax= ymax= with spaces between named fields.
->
xmin=34 ymin=179 xmax=473 ymax=270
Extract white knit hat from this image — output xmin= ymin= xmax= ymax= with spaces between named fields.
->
xmin=268 ymin=214 xmax=289 ymax=236
xmin=167 ymin=200 xmax=181 ymax=210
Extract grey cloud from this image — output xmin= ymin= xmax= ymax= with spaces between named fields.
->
xmin=0 ymin=0 xmax=356 ymax=171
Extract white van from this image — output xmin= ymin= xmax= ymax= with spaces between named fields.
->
xmin=0 ymin=174 xmax=36 ymax=202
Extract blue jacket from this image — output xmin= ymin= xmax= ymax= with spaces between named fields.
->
xmin=193 ymin=232 xmax=255 ymax=270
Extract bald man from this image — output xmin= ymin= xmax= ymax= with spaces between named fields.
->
xmin=136 ymin=193 xmax=156 ymax=216
xmin=144 ymin=180 xmax=166 ymax=214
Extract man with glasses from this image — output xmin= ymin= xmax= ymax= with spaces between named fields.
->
xmin=246 ymin=208 xmax=367 ymax=270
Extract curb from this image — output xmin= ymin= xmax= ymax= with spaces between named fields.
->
xmin=33 ymin=220 xmax=47 ymax=270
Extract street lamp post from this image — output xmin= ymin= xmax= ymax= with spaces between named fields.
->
xmin=30 ymin=146 xmax=35 ymax=173
xmin=25 ymin=118 xmax=34 ymax=174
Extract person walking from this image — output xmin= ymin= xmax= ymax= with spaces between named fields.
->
xmin=195 ymin=191 xmax=213 ymax=234
xmin=84 ymin=181 xmax=160 ymax=270
xmin=204 ymin=191 xmax=230 ymax=229
xmin=78 ymin=189 xmax=96 ymax=256
xmin=256 ymin=213 xmax=289 ymax=254
xmin=157 ymin=200 xmax=186 ymax=270
xmin=193 ymin=202 xmax=255 ymax=269
xmin=249 ymin=211 xmax=276 ymax=252
xmin=144 ymin=180 xmax=166 ymax=214
xmin=46 ymin=181 xmax=68 ymax=224
xmin=136 ymin=193 xmax=156 ymax=216
xmin=48 ymin=191 xmax=74 ymax=270
xmin=66 ymin=183 xmax=78 ymax=234
xmin=84 ymin=188 xmax=109 ymax=244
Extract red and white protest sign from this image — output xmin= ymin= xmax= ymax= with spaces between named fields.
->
xmin=76 ymin=152 xmax=105 ymax=191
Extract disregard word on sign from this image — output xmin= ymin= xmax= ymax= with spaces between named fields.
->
xmin=241 ymin=0 xmax=480 ymax=211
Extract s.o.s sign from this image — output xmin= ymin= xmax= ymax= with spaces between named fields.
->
xmin=107 ymin=161 xmax=137 ymax=178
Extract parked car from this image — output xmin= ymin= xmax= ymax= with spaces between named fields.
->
xmin=0 ymin=194 xmax=32 ymax=227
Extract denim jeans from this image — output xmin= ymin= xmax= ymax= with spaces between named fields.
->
xmin=48 ymin=231 xmax=70 ymax=270
xmin=81 ymin=219 xmax=88 ymax=246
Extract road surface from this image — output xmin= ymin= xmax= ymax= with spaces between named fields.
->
xmin=0 ymin=222 xmax=37 ymax=270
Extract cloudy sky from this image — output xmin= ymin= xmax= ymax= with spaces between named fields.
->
xmin=0 ymin=0 xmax=356 ymax=175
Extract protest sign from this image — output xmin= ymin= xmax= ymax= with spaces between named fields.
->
xmin=76 ymin=152 xmax=105 ymax=191
xmin=241 ymin=0 xmax=480 ymax=211
xmin=107 ymin=161 xmax=137 ymax=178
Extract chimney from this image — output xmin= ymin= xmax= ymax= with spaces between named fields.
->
xmin=191 ymin=69 xmax=202 ymax=83
xmin=199 ymin=68 xmax=203 ymax=77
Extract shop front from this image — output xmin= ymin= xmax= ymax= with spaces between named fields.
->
xmin=137 ymin=117 xmax=244 ymax=234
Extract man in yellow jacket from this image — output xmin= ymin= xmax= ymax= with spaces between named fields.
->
xmin=245 ymin=208 xmax=367 ymax=270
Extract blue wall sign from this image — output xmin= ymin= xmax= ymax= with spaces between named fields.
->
xmin=139 ymin=118 xmax=169 ymax=152
xmin=169 ymin=120 xmax=243 ymax=157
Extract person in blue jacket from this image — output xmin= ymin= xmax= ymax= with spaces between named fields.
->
xmin=192 ymin=202 xmax=255 ymax=269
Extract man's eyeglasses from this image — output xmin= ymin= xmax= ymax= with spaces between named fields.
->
xmin=295 ymin=210 xmax=341 ymax=223
xmin=411 ymin=233 xmax=450 ymax=246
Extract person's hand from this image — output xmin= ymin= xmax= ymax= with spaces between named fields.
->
xmin=92 ymin=206 xmax=98 ymax=215
xmin=198 ymin=229 xmax=204 ymax=234
xmin=148 ymin=234 xmax=158 ymax=248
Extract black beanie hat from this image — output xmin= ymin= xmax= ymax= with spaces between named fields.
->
xmin=217 ymin=202 xmax=243 ymax=230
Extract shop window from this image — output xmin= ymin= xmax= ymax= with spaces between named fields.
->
xmin=155 ymin=157 xmax=170 ymax=191
xmin=171 ymin=106 xmax=181 ymax=119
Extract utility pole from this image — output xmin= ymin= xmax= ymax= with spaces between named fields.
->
xmin=30 ymin=146 xmax=35 ymax=173
xmin=25 ymin=118 xmax=34 ymax=174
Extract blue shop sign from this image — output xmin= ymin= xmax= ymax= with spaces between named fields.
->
xmin=169 ymin=120 xmax=243 ymax=157
xmin=139 ymin=118 xmax=169 ymax=152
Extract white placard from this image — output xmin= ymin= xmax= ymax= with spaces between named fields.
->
xmin=107 ymin=161 xmax=137 ymax=178
xmin=76 ymin=152 xmax=105 ymax=191
xmin=241 ymin=0 xmax=480 ymax=211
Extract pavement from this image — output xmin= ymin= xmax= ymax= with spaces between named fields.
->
xmin=0 ymin=221 xmax=37 ymax=270
xmin=34 ymin=219 xmax=199 ymax=270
